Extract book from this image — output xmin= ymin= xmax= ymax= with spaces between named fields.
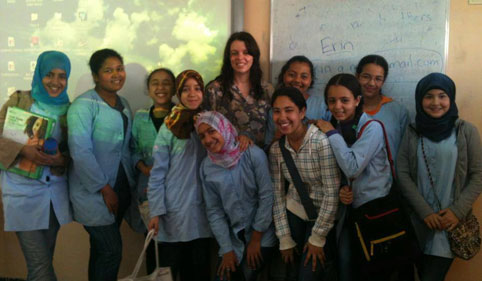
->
xmin=0 ymin=106 xmax=55 ymax=179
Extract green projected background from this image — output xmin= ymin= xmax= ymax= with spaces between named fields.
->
xmin=0 ymin=0 xmax=231 ymax=113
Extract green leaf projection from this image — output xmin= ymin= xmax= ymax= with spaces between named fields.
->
xmin=0 ymin=0 xmax=230 ymax=112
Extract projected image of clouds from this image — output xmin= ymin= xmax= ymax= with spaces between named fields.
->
xmin=0 ymin=0 xmax=230 ymax=109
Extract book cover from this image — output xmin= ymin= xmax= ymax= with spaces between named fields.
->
xmin=0 ymin=107 xmax=55 ymax=179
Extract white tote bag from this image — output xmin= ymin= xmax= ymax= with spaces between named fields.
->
xmin=118 ymin=229 xmax=173 ymax=281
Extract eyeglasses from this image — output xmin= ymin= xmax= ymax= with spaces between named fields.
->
xmin=359 ymin=73 xmax=385 ymax=84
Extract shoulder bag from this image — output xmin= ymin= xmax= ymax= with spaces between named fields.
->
xmin=352 ymin=120 xmax=420 ymax=270
xmin=420 ymin=137 xmax=481 ymax=260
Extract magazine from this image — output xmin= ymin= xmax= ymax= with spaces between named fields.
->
xmin=0 ymin=106 xmax=55 ymax=179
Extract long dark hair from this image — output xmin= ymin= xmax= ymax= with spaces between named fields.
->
xmin=271 ymin=86 xmax=307 ymax=111
xmin=24 ymin=116 xmax=48 ymax=139
xmin=216 ymin=31 xmax=263 ymax=101
xmin=324 ymin=73 xmax=364 ymax=145
xmin=355 ymin=54 xmax=389 ymax=79
xmin=277 ymin=55 xmax=315 ymax=89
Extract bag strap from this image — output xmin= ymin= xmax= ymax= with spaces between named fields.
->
xmin=420 ymin=137 xmax=443 ymax=211
xmin=130 ymin=229 xmax=160 ymax=278
xmin=357 ymin=119 xmax=396 ymax=179
xmin=279 ymin=136 xmax=318 ymax=221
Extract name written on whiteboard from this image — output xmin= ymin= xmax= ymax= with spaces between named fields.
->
xmin=320 ymin=36 xmax=354 ymax=55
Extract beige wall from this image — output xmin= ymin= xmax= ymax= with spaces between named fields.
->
xmin=0 ymin=198 xmax=145 ymax=280
xmin=244 ymin=0 xmax=482 ymax=280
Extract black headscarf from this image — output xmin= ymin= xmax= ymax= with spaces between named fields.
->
xmin=415 ymin=72 xmax=458 ymax=142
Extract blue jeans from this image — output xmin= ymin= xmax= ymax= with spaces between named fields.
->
xmin=16 ymin=204 xmax=60 ymax=281
xmin=286 ymin=211 xmax=336 ymax=281
xmin=417 ymin=254 xmax=453 ymax=281
xmin=83 ymin=173 xmax=131 ymax=281
xmin=337 ymin=219 xmax=355 ymax=281
xmin=84 ymin=223 xmax=122 ymax=281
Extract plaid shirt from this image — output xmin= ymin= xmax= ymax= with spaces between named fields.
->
xmin=269 ymin=125 xmax=340 ymax=250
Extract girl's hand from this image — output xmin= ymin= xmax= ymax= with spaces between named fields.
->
xmin=424 ymin=213 xmax=443 ymax=230
xmin=315 ymin=119 xmax=334 ymax=133
xmin=49 ymin=150 xmax=67 ymax=167
xmin=236 ymin=135 xmax=253 ymax=151
xmin=148 ymin=216 xmax=159 ymax=236
xmin=217 ymin=251 xmax=238 ymax=281
xmin=439 ymin=208 xmax=460 ymax=231
xmin=246 ymin=231 xmax=263 ymax=270
xmin=339 ymin=185 xmax=353 ymax=205
xmin=20 ymin=145 xmax=53 ymax=166
xmin=280 ymin=247 xmax=297 ymax=264
xmin=100 ymin=184 xmax=118 ymax=215
xmin=303 ymin=242 xmax=325 ymax=272
xmin=136 ymin=161 xmax=152 ymax=176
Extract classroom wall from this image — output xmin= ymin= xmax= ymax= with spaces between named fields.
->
xmin=1 ymin=1 xmax=481 ymax=280
xmin=244 ymin=0 xmax=482 ymax=280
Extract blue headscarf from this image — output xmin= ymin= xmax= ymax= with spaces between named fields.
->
xmin=415 ymin=72 xmax=458 ymax=142
xmin=31 ymin=51 xmax=71 ymax=106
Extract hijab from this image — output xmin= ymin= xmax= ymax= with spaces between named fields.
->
xmin=195 ymin=111 xmax=242 ymax=169
xmin=164 ymin=70 xmax=204 ymax=139
xmin=415 ymin=72 xmax=458 ymax=142
xmin=31 ymin=51 xmax=71 ymax=105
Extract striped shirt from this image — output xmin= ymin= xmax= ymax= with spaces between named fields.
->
xmin=269 ymin=124 xmax=340 ymax=250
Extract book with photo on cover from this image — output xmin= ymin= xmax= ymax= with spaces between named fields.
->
xmin=0 ymin=106 xmax=55 ymax=179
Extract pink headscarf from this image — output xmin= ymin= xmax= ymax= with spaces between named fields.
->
xmin=195 ymin=111 xmax=242 ymax=169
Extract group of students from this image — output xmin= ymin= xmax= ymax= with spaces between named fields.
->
xmin=0 ymin=30 xmax=481 ymax=281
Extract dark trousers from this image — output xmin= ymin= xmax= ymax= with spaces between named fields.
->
xmin=285 ymin=211 xmax=337 ymax=281
xmin=416 ymin=254 xmax=453 ymax=281
xmin=157 ymin=238 xmax=211 ymax=281
xmin=84 ymin=172 xmax=131 ymax=281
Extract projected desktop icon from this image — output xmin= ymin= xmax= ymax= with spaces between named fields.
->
xmin=31 ymin=36 xmax=39 ymax=46
xmin=30 ymin=61 xmax=36 ymax=72
xmin=31 ymin=13 xmax=38 ymax=21
xmin=54 ymin=12 xmax=62 ymax=20
xmin=8 ymin=37 xmax=15 ymax=47
xmin=7 ymin=87 xmax=16 ymax=97
xmin=78 ymin=11 xmax=87 ymax=21
xmin=8 ymin=61 xmax=15 ymax=72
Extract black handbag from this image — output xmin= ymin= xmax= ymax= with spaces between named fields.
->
xmin=352 ymin=120 xmax=420 ymax=268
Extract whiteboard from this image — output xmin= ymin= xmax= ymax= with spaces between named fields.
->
xmin=271 ymin=0 xmax=450 ymax=118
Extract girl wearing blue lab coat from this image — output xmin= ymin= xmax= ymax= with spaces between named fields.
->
xmin=355 ymin=55 xmax=409 ymax=160
xmin=265 ymin=56 xmax=331 ymax=146
xmin=196 ymin=111 xmax=276 ymax=281
xmin=0 ymin=51 xmax=72 ymax=281
xmin=68 ymin=49 xmax=136 ymax=281
xmin=147 ymin=70 xmax=211 ymax=281
xmin=132 ymin=68 xmax=175 ymax=223
xmin=317 ymin=74 xmax=412 ymax=281
xmin=131 ymin=68 xmax=176 ymax=274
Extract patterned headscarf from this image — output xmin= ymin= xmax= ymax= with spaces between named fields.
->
xmin=195 ymin=111 xmax=242 ymax=169
xmin=164 ymin=70 xmax=204 ymax=139
xmin=415 ymin=72 xmax=458 ymax=142
xmin=31 ymin=51 xmax=71 ymax=106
